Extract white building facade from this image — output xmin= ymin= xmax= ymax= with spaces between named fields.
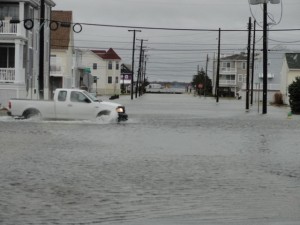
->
xmin=280 ymin=53 xmax=300 ymax=105
xmin=0 ymin=0 xmax=55 ymax=107
xmin=49 ymin=10 xmax=74 ymax=96
xmin=76 ymin=48 xmax=122 ymax=96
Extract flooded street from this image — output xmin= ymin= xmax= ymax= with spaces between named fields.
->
xmin=1 ymin=94 xmax=300 ymax=225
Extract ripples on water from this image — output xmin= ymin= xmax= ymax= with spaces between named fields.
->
xmin=0 ymin=96 xmax=300 ymax=225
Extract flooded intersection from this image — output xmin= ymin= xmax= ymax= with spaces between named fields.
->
xmin=0 ymin=94 xmax=300 ymax=225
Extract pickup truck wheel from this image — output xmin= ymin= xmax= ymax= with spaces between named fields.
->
xmin=23 ymin=109 xmax=41 ymax=119
xmin=96 ymin=110 xmax=111 ymax=122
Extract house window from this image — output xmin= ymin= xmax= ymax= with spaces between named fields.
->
xmin=0 ymin=45 xmax=15 ymax=67
xmin=238 ymin=74 xmax=243 ymax=82
xmin=93 ymin=63 xmax=97 ymax=70
xmin=222 ymin=62 xmax=230 ymax=68
xmin=0 ymin=3 xmax=19 ymax=20
xmin=108 ymin=76 xmax=112 ymax=84
xmin=108 ymin=61 xmax=112 ymax=70
xmin=242 ymin=62 xmax=246 ymax=70
xmin=115 ymin=76 xmax=119 ymax=84
xmin=116 ymin=62 xmax=119 ymax=70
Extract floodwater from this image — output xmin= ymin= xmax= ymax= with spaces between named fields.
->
xmin=0 ymin=94 xmax=300 ymax=225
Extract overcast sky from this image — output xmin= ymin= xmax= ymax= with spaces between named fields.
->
xmin=54 ymin=0 xmax=300 ymax=82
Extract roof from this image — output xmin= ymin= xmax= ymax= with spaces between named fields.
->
xmin=221 ymin=53 xmax=248 ymax=61
xmin=91 ymin=48 xmax=121 ymax=60
xmin=121 ymin=64 xmax=132 ymax=73
xmin=286 ymin=53 xmax=300 ymax=70
xmin=51 ymin=11 xmax=73 ymax=50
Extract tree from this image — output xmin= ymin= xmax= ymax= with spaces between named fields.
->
xmin=288 ymin=77 xmax=300 ymax=114
xmin=191 ymin=68 xmax=212 ymax=96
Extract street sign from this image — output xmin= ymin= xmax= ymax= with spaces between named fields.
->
xmin=198 ymin=83 xmax=203 ymax=89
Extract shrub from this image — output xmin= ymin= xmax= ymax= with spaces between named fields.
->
xmin=288 ymin=77 xmax=300 ymax=114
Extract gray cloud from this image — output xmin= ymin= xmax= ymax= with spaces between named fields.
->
xmin=54 ymin=0 xmax=300 ymax=82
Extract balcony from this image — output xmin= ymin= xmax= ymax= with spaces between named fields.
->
xmin=0 ymin=20 xmax=18 ymax=34
xmin=0 ymin=68 xmax=15 ymax=82
xmin=219 ymin=79 xmax=236 ymax=86
xmin=220 ymin=67 xmax=237 ymax=74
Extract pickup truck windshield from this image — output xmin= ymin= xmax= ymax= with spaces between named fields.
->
xmin=83 ymin=91 xmax=101 ymax=102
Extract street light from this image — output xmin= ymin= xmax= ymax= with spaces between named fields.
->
xmin=249 ymin=0 xmax=281 ymax=114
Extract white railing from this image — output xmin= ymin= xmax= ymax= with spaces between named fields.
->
xmin=0 ymin=68 xmax=15 ymax=82
xmin=220 ymin=67 xmax=237 ymax=74
xmin=0 ymin=20 xmax=18 ymax=34
xmin=219 ymin=80 xmax=236 ymax=85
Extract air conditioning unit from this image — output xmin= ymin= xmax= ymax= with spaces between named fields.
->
xmin=249 ymin=0 xmax=268 ymax=5
xmin=258 ymin=73 xmax=275 ymax=78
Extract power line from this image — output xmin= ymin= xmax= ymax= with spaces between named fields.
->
xmin=48 ymin=19 xmax=300 ymax=32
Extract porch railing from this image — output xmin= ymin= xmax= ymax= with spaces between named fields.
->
xmin=0 ymin=68 xmax=15 ymax=82
xmin=0 ymin=20 xmax=18 ymax=34
xmin=220 ymin=67 xmax=237 ymax=74
xmin=219 ymin=80 xmax=236 ymax=85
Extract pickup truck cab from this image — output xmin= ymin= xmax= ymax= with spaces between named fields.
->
xmin=8 ymin=89 xmax=128 ymax=122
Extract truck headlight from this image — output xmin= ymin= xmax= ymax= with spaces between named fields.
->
xmin=116 ymin=106 xmax=125 ymax=113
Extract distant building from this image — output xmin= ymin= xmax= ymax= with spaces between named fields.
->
xmin=212 ymin=51 xmax=282 ymax=102
xmin=0 ymin=0 xmax=55 ymax=107
xmin=75 ymin=48 xmax=122 ymax=95
xmin=252 ymin=51 xmax=282 ymax=103
xmin=120 ymin=64 xmax=132 ymax=93
xmin=50 ymin=10 xmax=74 ymax=96
xmin=280 ymin=53 xmax=300 ymax=104
xmin=213 ymin=53 xmax=249 ymax=97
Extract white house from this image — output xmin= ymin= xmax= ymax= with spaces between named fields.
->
xmin=251 ymin=51 xmax=282 ymax=103
xmin=0 ymin=0 xmax=55 ymax=107
xmin=77 ymin=48 xmax=122 ymax=96
xmin=280 ymin=53 xmax=300 ymax=104
xmin=212 ymin=53 xmax=249 ymax=98
xmin=50 ymin=10 xmax=74 ymax=96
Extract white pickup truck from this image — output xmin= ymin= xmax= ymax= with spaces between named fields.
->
xmin=7 ymin=89 xmax=128 ymax=122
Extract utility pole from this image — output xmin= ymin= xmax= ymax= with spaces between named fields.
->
xmin=249 ymin=0 xmax=281 ymax=114
xmin=136 ymin=39 xmax=147 ymax=98
xmin=140 ymin=49 xmax=146 ymax=96
xmin=136 ymin=39 xmax=142 ymax=98
xmin=251 ymin=20 xmax=256 ymax=106
xmin=39 ymin=0 xmax=45 ymax=99
xmin=246 ymin=17 xmax=252 ymax=111
xmin=262 ymin=2 xmax=268 ymax=114
xmin=205 ymin=54 xmax=209 ymax=97
xmin=142 ymin=54 xmax=148 ymax=95
xmin=128 ymin=29 xmax=141 ymax=100
xmin=216 ymin=28 xmax=221 ymax=103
